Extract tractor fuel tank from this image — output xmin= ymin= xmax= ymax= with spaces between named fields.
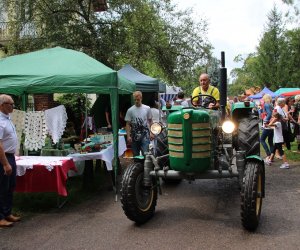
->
xmin=167 ymin=109 xmax=211 ymax=172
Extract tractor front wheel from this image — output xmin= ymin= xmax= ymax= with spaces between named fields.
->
xmin=120 ymin=162 xmax=157 ymax=224
xmin=240 ymin=161 xmax=264 ymax=231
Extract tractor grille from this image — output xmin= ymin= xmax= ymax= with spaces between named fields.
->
xmin=168 ymin=122 xmax=211 ymax=158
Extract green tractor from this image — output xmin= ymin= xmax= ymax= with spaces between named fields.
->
xmin=120 ymin=52 xmax=265 ymax=231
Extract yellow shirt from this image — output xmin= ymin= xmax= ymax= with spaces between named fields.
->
xmin=192 ymin=85 xmax=220 ymax=101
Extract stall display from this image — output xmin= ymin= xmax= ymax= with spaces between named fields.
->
xmin=11 ymin=109 xmax=26 ymax=154
xmin=44 ymin=105 xmax=68 ymax=144
xmin=24 ymin=111 xmax=47 ymax=151
xmin=15 ymin=156 xmax=77 ymax=197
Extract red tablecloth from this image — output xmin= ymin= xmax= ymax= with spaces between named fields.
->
xmin=15 ymin=159 xmax=77 ymax=197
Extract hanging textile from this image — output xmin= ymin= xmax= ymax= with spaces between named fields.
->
xmin=80 ymin=115 xmax=96 ymax=140
xmin=44 ymin=105 xmax=68 ymax=144
xmin=24 ymin=111 xmax=48 ymax=151
xmin=10 ymin=109 xmax=26 ymax=154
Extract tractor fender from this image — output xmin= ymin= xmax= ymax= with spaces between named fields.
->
xmin=246 ymin=155 xmax=263 ymax=162
xmin=231 ymin=102 xmax=255 ymax=120
xmin=245 ymin=155 xmax=265 ymax=198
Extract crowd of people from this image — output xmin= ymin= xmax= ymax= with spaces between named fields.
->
xmin=259 ymin=94 xmax=300 ymax=169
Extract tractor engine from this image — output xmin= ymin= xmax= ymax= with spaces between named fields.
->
xmin=167 ymin=108 xmax=221 ymax=173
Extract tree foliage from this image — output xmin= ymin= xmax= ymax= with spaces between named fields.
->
xmin=0 ymin=0 xmax=212 ymax=88
xmin=255 ymin=6 xmax=287 ymax=89
xmin=230 ymin=5 xmax=300 ymax=95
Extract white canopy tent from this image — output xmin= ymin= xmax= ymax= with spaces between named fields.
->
xmin=160 ymin=85 xmax=182 ymax=101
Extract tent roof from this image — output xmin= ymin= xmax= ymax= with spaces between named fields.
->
xmin=274 ymin=88 xmax=300 ymax=95
xmin=281 ymin=90 xmax=300 ymax=97
xmin=0 ymin=47 xmax=135 ymax=95
xmin=166 ymin=85 xmax=182 ymax=94
xmin=118 ymin=64 xmax=166 ymax=93
xmin=249 ymin=87 xmax=277 ymax=99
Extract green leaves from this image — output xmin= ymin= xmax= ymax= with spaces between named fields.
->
xmin=1 ymin=0 xmax=212 ymax=90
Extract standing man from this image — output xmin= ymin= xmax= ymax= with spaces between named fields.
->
xmin=125 ymin=91 xmax=153 ymax=157
xmin=192 ymin=73 xmax=220 ymax=109
xmin=0 ymin=94 xmax=20 ymax=227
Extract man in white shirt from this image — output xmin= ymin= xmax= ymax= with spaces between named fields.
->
xmin=125 ymin=91 xmax=153 ymax=157
xmin=0 ymin=94 xmax=21 ymax=227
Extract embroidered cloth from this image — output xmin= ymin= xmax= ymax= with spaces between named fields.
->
xmin=24 ymin=111 xmax=48 ymax=151
xmin=10 ymin=109 xmax=26 ymax=154
xmin=45 ymin=105 xmax=68 ymax=144
xmin=16 ymin=156 xmax=72 ymax=176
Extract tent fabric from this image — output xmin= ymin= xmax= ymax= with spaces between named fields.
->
xmin=0 ymin=46 xmax=135 ymax=178
xmin=0 ymin=47 xmax=135 ymax=95
xmin=275 ymin=88 xmax=300 ymax=95
xmin=281 ymin=90 xmax=300 ymax=97
xmin=118 ymin=64 xmax=166 ymax=93
xmin=160 ymin=84 xmax=182 ymax=101
xmin=248 ymin=87 xmax=278 ymax=99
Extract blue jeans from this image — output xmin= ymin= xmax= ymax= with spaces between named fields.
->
xmin=132 ymin=136 xmax=150 ymax=157
xmin=0 ymin=154 xmax=16 ymax=220
xmin=260 ymin=129 xmax=274 ymax=156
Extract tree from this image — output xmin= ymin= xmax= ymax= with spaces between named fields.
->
xmin=0 ymin=0 xmax=212 ymax=87
xmin=283 ymin=28 xmax=300 ymax=84
xmin=229 ymin=53 xmax=261 ymax=96
xmin=281 ymin=0 xmax=300 ymax=23
xmin=255 ymin=6 xmax=289 ymax=89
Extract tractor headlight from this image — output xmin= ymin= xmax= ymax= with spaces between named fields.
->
xmin=222 ymin=120 xmax=235 ymax=134
xmin=150 ymin=122 xmax=162 ymax=135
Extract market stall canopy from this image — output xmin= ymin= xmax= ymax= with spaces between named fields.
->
xmin=248 ymin=87 xmax=278 ymax=99
xmin=118 ymin=64 xmax=166 ymax=93
xmin=275 ymin=87 xmax=300 ymax=96
xmin=0 ymin=46 xmax=135 ymax=95
xmin=0 ymin=46 xmax=135 ymax=187
xmin=160 ymin=84 xmax=182 ymax=101
xmin=280 ymin=90 xmax=300 ymax=97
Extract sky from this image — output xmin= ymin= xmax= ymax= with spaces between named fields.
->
xmin=175 ymin=0 xmax=291 ymax=78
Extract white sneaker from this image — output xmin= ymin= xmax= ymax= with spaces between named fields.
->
xmin=276 ymin=155 xmax=283 ymax=160
xmin=280 ymin=163 xmax=290 ymax=169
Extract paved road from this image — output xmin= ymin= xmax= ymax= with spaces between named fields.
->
xmin=1 ymin=160 xmax=300 ymax=250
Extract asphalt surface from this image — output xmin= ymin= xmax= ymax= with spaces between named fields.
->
xmin=1 ymin=158 xmax=300 ymax=250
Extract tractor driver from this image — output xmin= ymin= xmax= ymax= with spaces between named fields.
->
xmin=192 ymin=73 xmax=220 ymax=109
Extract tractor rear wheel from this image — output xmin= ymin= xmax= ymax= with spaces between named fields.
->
xmin=236 ymin=116 xmax=260 ymax=156
xmin=120 ymin=162 xmax=157 ymax=224
xmin=241 ymin=161 xmax=263 ymax=231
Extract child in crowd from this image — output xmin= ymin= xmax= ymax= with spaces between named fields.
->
xmin=265 ymin=112 xmax=290 ymax=169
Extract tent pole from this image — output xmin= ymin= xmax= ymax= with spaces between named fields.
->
xmin=85 ymin=93 xmax=88 ymax=143
xmin=110 ymin=88 xmax=119 ymax=201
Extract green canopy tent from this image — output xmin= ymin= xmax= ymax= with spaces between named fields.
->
xmin=0 ymin=46 xmax=135 ymax=193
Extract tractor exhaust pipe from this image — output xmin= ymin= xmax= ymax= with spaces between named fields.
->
xmin=220 ymin=51 xmax=227 ymax=120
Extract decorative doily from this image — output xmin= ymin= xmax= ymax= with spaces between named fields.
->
xmin=45 ymin=105 xmax=68 ymax=144
xmin=24 ymin=111 xmax=48 ymax=151
xmin=11 ymin=109 xmax=26 ymax=154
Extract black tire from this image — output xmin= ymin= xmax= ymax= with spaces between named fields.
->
xmin=241 ymin=161 xmax=264 ymax=231
xmin=236 ymin=116 xmax=260 ymax=156
xmin=120 ymin=162 xmax=157 ymax=224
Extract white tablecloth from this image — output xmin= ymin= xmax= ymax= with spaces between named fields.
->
xmin=68 ymin=136 xmax=126 ymax=171
xmin=16 ymin=156 xmax=73 ymax=176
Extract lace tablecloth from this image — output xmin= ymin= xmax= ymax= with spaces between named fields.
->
xmin=16 ymin=156 xmax=73 ymax=176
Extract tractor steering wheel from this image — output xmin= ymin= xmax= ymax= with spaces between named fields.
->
xmin=191 ymin=94 xmax=217 ymax=108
